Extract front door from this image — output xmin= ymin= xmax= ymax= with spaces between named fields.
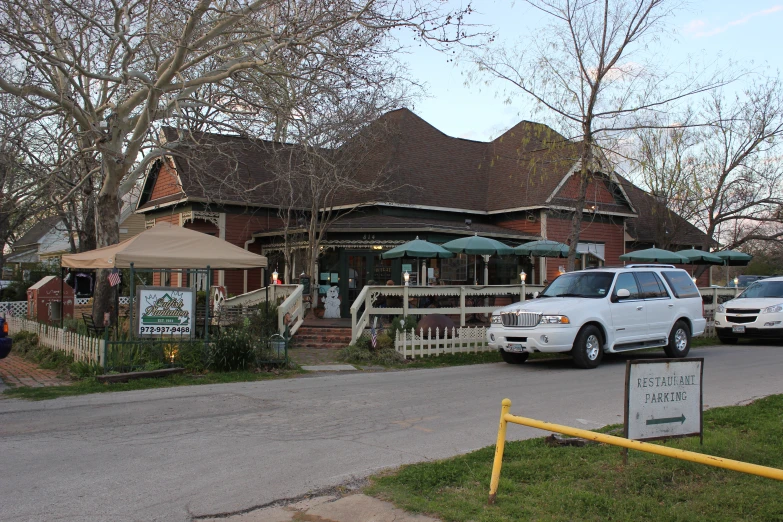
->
xmin=340 ymin=251 xmax=400 ymax=317
xmin=346 ymin=254 xmax=368 ymax=313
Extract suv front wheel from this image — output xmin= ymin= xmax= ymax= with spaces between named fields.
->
xmin=572 ymin=325 xmax=603 ymax=369
xmin=664 ymin=320 xmax=691 ymax=358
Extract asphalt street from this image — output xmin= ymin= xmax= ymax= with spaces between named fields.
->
xmin=1 ymin=345 xmax=782 ymax=521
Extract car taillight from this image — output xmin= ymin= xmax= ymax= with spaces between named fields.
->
xmin=1 ymin=320 xmax=6 ymax=335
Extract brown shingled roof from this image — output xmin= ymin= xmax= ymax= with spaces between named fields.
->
xmin=138 ymin=128 xmax=290 ymax=210
xmin=138 ymin=111 xmax=643 ymax=221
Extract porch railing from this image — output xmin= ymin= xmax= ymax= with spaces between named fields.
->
xmin=217 ymin=284 xmax=303 ymax=336
xmin=277 ymin=285 xmax=304 ymax=336
xmin=350 ymin=284 xmax=544 ymax=344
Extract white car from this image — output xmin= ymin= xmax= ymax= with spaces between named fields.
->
xmin=487 ymin=265 xmax=707 ymax=369
xmin=713 ymin=276 xmax=783 ymax=344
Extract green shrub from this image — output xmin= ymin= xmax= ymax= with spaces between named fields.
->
xmin=206 ymin=327 xmax=256 ymax=372
xmin=339 ymin=334 xmax=403 ymax=366
xmin=70 ymin=361 xmax=104 ymax=379
xmin=177 ymin=341 xmax=207 ymax=373
xmin=244 ymin=303 xmax=279 ymax=339
xmin=385 ymin=315 xmax=418 ymax=341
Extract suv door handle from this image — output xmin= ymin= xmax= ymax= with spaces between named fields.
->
xmin=668 ymin=304 xmax=674 ymax=308
xmin=636 ymin=306 xmax=643 ymax=311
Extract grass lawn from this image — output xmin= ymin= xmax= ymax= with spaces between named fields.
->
xmin=367 ymin=394 xmax=783 ymax=522
xmin=2 ymin=369 xmax=305 ymax=401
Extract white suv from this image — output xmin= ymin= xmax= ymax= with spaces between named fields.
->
xmin=713 ymin=276 xmax=783 ymax=344
xmin=487 ymin=265 xmax=706 ymax=369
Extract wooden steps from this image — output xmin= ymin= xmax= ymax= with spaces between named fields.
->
xmin=292 ymin=325 xmax=353 ymax=349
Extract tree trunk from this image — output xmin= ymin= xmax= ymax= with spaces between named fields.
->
xmin=81 ymin=181 xmax=97 ymax=252
xmin=566 ymin=141 xmax=593 ymax=271
xmin=91 ymin=184 xmax=121 ymax=326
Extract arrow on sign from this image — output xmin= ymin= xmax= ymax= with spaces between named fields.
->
xmin=646 ymin=414 xmax=686 ymax=426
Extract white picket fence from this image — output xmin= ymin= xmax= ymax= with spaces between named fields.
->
xmin=6 ymin=316 xmax=104 ymax=365
xmin=395 ymin=326 xmax=491 ymax=359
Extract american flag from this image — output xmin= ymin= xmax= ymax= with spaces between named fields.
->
xmin=371 ymin=317 xmax=378 ymax=348
xmin=108 ymin=268 xmax=121 ymax=287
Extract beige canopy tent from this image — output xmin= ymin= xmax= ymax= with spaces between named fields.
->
xmin=61 ymin=222 xmax=267 ymax=269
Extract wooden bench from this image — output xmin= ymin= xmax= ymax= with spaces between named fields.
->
xmin=82 ymin=313 xmax=106 ymax=337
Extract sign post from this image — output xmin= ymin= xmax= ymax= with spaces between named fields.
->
xmin=624 ymin=358 xmax=704 ymax=444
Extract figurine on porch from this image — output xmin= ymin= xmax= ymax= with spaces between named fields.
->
xmin=322 ymin=285 xmax=341 ymax=318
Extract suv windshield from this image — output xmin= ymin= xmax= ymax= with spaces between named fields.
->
xmin=737 ymin=280 xmax=783 ymax=299
xmin=540 ymin=272 xmax=615 ymax=298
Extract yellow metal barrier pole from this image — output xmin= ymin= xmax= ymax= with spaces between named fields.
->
xmin=505 ymin=413 xmax=783 ymax=482
xmin=488 ymin=398 xmax=512 ymax=504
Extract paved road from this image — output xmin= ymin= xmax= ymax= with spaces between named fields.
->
xmin=2 ymin=345 xmax=782 ymax=521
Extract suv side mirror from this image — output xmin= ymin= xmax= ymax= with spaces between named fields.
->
xmin=612 ymin=288 xmax=631 ymax=302
xmin=533 ymin=291 xmax=540 ymax=298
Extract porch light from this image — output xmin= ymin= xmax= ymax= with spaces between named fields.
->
xmin=734 ymin=276 xmax=739 ymax=287
xmin=519 ymin=270 xmax=527 ymax=283
xmin=372 ymin=245 xmax=383 ymax=250
xmin=692 ymin=276 xmax=697 ymax=284
xmin=272 ymin=269 xmax=278 ymax=283
xmin=403 ymin=271 xmax=410 ymax=286
xmin=558 ymin=266 xmax=566 ymax=275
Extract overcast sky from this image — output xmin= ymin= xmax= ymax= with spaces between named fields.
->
xmin=399 ymin=1 xmax=783 ymax=142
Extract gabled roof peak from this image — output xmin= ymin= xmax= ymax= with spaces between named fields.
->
xmin=493 ymin=120 xmax=569 ymax=146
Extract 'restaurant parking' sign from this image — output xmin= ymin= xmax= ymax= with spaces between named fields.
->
xmin=624 ymin=359 xmax=703 ymax=442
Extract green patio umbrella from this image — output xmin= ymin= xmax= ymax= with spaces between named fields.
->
xmin=515 ymin=239 xmax=569 ymax=258
xmin=381 ymin=237 xmax=454 ymax=259
xmin=714 ymin=249 xmax=753 ymax=266
xmin=619 ymin=247 xmax=690 ymax=264
xmin=441 ymin=233 xmax=514 ymax=285
xmin=715 ymin=249 xmax=753 ymax=287
xmin=441 ymin=233 xmax=515 ymax=256
xmin=381 ymin=236 xmax=452 ymax=287
xmin=675 ymin=248 xmax=724 ymax=265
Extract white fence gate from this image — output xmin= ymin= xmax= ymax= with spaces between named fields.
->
xmin=6 ymin=316 xmax=104 ymax=364
xmin=395 ymin=326 xmax=491 ymax=359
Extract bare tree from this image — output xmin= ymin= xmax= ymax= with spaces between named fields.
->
xmin=0 ymin=97 xmax=52 ymax=273
xmin=472 ymin=0 xmax=725 ymax=270
xmin=689 ymin=78 xmax=783 ymax=252
xmin=630 ymin=120 xmax=702 ymax=249
xmin=271 ymin=105 xmax=402 ymax=286
xmin=632 ymin=78 xmax=783 ymax=254
xmin=0 ymin=0 xmax=471 ymax=318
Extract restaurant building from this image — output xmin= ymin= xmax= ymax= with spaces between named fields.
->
xmin=136 ymin=109 xmax=710 ymax=317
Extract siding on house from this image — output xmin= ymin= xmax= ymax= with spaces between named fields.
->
xmin=149 ymin=161 xmax=183 ymax=202
xmin=554 ymin=173 xmax=619 ymax=204
xmin=544 ymin=215 xmax=625 ymax=281
xmin=119 ymin=213 xmax=146 ymax=242
xmin=495 ymin=214 xmax=542 ymax=236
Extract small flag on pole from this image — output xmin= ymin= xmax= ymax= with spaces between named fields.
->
xmin=371 ymin=317 xmax=378 ymax=348
xmin=108 ymin=268 xmax=121 ymax=287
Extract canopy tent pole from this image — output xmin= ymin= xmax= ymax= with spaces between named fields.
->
xmin=205 ymin=266 xmax=211 ymax=344
xmin=60 ymin=266 xmax=64 ymax=328
xmin=129 ymin=263 xmax=135 ymax=338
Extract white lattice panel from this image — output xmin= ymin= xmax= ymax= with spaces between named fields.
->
xmin=0 ymin=301 xmax=27 ymax=317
